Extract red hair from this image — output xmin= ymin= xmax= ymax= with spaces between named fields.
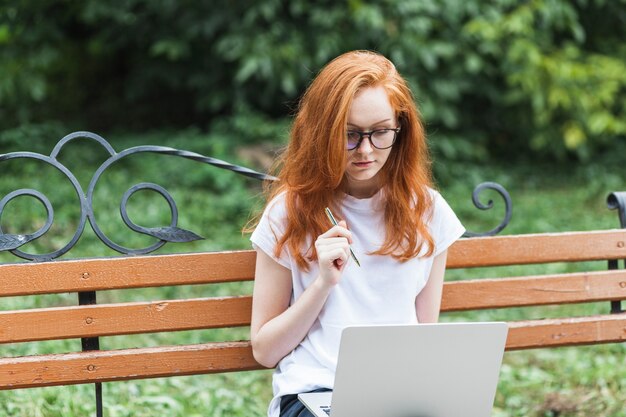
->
xmin=252 ymin=50 xmax=434 ymax=270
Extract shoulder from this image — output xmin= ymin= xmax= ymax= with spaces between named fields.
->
xmin=424 ymin=187 xmax=438 ymax=202
xmin=262 ymin=191 xmax=289 ymax=219
xmin=425 ymin=187 xmax=457 ymax=217
xmin=410 ymin=186 xmax=439 ymax=212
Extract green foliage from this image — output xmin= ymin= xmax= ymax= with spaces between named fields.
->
xmin=465 ymin=0 xmax=626 ymax=160
xmin=1 ymin=0 xmax=625 ymax=159
xmin=0 ymin=121 xmax=67 ymax=152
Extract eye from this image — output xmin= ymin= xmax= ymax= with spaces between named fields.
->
xmin=371 ymin=129 xmax=391 ymax=138
xmin=346 ymin=131 xmax=360 ymax=141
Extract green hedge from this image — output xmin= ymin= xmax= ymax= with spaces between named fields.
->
xmin=1 ymin=0 xmax=625 ymax=160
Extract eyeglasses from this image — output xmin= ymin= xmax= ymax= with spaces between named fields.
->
xmin=346 ymin=128 xmax=400 ymax=150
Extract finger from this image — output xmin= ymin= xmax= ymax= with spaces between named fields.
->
xmin=315 ymin=237 xmax=350 ymax=248
xmin=316 ymin=242 xmax=351 ymax=261
xmin=318 ymin=224 xmax=353 ymax=243
xmin=336 ymin=220 xmax=354 ymax=244
xmin=334 ymin=257 xmax=345 ymax=269
xmin=319 ymin=247 xmax=349 ymax=267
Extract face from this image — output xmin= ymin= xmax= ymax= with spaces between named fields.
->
xmin=344 ymin=86 xmax=397 ymax=198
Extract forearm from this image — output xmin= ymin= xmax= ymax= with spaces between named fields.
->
xmin=416 ymin=250 xmax=447 ymax=323
xmin=252 ymin=277 xmax=333 ymax=368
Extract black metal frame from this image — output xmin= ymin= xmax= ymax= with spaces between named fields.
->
xmin=0 ymin=131 xmax=277 ymax=417
xmin=12 ymin=131 xmax=626 ymax=415
xmin=607 ymin=192 xmax=626 ymax=314
xmin=462 ymin=182 xmax=513 ymax=237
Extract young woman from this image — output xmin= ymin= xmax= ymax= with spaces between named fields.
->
xmin=249 ymin=50 xmax=465 ymax=417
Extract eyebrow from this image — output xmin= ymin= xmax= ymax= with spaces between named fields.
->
xmin=347 ymin=119 xmax=393 ymax=129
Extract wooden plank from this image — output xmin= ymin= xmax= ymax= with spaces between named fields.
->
xmin=447 ymin=229 xmax=626 ymax=268
xmin=1 ymin=230 xmax=625 ymax=297
xmin=2 ymin=314 xmax=625 ymax=389
xmin=0 ymin=251 xmax=256 ymax=297
xmin=0 ymin=341 xmax=263 ymax=389
xmin=505 ymin=313 xmax=626 ymax=350
xmin=0 ymin=296 xmax=253 ymax=343
xmin=442 ymin=270 xmax=626 ymax=311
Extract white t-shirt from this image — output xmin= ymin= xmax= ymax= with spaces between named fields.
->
xmin=250 ymin=188 xmax=465 ymax=417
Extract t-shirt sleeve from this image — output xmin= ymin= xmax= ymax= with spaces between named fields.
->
xmin=250 ymin=195 xmax=292 ymax=270
xmin=430 ymin=190 xmax=466 ymax=257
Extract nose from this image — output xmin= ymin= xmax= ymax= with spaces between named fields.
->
xmin=356 ymin=135 xmax=374 ymax=153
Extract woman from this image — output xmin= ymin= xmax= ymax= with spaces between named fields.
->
xmin=249 ymin=50 xmax=465 ymax=417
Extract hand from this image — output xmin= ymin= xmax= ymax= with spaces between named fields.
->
xmin=314 ymin=220 xmax=353 ymax=287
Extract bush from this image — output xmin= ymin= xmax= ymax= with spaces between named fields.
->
xmin=1 ymin=0 xmax=625 ymax=160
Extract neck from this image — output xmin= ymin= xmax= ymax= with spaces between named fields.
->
xmin=343 ymin=178 xmax=381 ymax=199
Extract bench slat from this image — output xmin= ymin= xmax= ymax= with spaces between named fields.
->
xmin=2 ymin=313 xmax=625 ymax=389
xmin=441 ymin=269 xmax=626 ymax=311
xmin=0 ymin=341 xmax=263 ymax=390
xmin=0 ymin=297 xmax=252 ymax=343
xmin=2 ymin=229 xmax=626 ymax=298
xmin=447 ymin=230 xmax=626 ymax=268
xmin=0 ymin=251 xmax=256 ymax=297
xmin=6 ymin=267 xmax=621 ymax=344
xmin=2 ymin=230 xmax=625 ymax=297
xmin=506 ymin=313 xmax=626 ymax=350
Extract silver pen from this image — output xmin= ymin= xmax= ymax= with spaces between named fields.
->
xmin=324 ymin=207 xmax=361 ymax=267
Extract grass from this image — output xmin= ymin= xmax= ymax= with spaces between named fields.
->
xmin=1 ymin=131 xmax=625 ymax=416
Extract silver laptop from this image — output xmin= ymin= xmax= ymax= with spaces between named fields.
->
xmin=298 ymin=322 xmax=508 ymax=417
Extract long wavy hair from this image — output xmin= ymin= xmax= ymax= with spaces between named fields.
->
xmin=251 ymin=50 xmax=434 ymax=270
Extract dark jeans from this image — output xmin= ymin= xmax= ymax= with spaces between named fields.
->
xmin=279 ymin=388 xmax=332 ymax=417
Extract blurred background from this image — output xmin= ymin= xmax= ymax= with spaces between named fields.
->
xmin=1 ymin=1 xmax=626 ymax=416
xmin=1 ymin=1 xmax=625 ymax=164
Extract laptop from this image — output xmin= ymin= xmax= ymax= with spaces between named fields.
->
xmin=298 ymin=322 xmax=508 ymax=417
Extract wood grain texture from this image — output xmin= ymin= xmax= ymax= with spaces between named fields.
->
xmin=1 ymin=229 xmax=625 ymax=391
xmin=505 ymin=313 xmax=626 ymax=350
xmin=0 ymin=296 xmax=252 ymax=343
xmin=447 ymin=229 xmax=626 ymax=268
xmin=0 ymin=251 xmax=256 ymax=297
xmin=0 ymin=341 xmax=263 ymax=389
xmin=2 ymin=314 xmax=624 ymax=389
xmin=441 ymin=269 xmax=626 ymax=311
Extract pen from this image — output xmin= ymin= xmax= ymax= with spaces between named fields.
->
xmin=324 ymin=207 xmax=361 ymax=267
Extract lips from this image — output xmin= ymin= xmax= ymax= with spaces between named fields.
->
xmin=353 ymin=161 xmax=374 ymax=167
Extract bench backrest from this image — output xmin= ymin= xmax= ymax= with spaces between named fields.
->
xmin=2 ymin=134 xmax=625 ymax=395
xmin=2 ymin=229 xmax=626 ymax=390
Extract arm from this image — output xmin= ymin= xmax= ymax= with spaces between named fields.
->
xmin=415 ymin=250 xmax=448 ymax=323
xmin=250 ymin=222 xmax=352 ymax=368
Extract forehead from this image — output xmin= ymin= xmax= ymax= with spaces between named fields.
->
xmin=347 ymin=86 xmax=396 ymax=127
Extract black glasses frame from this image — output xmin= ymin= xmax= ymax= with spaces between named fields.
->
xmin=346 ymin=128 xmax=401 ymax=150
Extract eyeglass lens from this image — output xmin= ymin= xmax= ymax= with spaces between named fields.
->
xmin=347 ymin=129 xmax=398 ymax=150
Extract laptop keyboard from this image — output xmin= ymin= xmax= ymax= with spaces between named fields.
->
xmin=320 ymin=405 xmax=331 ymax=416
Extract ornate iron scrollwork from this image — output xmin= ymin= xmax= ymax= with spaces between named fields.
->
xmin=607 ymin=192 xmax=626 ymax=229
xmin=462 ymin=181 xmax=512 ymax=237
xmin=0 ymin=131 xmax=275 ymax=261
xmin=1 ymin=131 xmax=515 ymax=259
xmin=0 ymin=189 xmax=54 ymax=251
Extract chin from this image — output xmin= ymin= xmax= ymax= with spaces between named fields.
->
xmin=346 ymin=172 xmax=374 ymax=181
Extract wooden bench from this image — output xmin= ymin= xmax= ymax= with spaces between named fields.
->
xmin=2 ymin=228 xmax=626 ymax=407
xmin=1 ymin=133 xmax=625 ymax=415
